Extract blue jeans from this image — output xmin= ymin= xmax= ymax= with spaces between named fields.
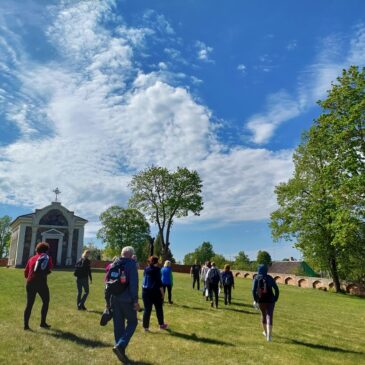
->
xmin=111 ymin=296 xmax=138 ymax=349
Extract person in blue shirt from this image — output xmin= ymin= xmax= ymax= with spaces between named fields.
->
xmin=161 ymin=260 xmax=174 ymax=304
xmin=252 ymin=264 xmax=279 ymax=342
xmin=142 ymin=256 xmax=168 ymax=331
xmin=109 ymin=246 xmax=140 ymax=363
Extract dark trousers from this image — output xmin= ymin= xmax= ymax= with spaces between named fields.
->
xmin=192 ymin=275 xmax=200 ymax=290
xmin=76 ymin=277 xmax=89 ymax=306
xmin=142 ymin=289 xmax=164 ymax=328
xmin=111 ymin=296 xmax=138 ymax=349
xmin=163 ymin=284 xmax=172 ymax=303
xmin=259 ymin=302 xmax=275 ymax=325
xmin=208 ymin=283 xmax=219 ymax=307
xmin=24 ymin=281 xmax=50 ymax=326
xmin=223 ymin=285 xmax=232 ymax=304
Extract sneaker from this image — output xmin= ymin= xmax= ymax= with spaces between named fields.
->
xmin=100 ymin=309 xmax=113 ymax=326
xmin=112 ymin=346 xmax=129 ymax=364
xmin=143 ymin=327 xmax=149 ymax=332
xmin=210 ymin=301 xmax=214 ymax=307
xmin=168 ymin=301 xmax=173 ymax=304
xmin=267 ymin=335 xmax=272 ymax=342
xmin=40 ymin=323 xmax=51 ymax=329
xmin=159 ymin=323 xmax=168 ymax=330
xmin=24 ymin=325 xmax=30 ymax=331
xmin=81 ymin=304 xmax=87 ymax=311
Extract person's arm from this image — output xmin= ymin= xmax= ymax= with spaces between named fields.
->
xmin=252 ymin=279 xmax=258 ymax=302
xmin=48 ymin=256 xmax=53 ymax=273
xmin=87 ymin=260 xmax=92 ymax=282
xmin=271 ymin=277 xmax=279 ymax=302
xmin=170 ymin=270 xmax=173 ymax=287
xmin=231 ymin=272 xmax=235 ymax=288
xmin=24 ymin=258 xmax=30 ymax=279
xmin=190 ymin=266 xmax=193 ymax=276
xmin=128 ymin=262 xmax=139 ymax=307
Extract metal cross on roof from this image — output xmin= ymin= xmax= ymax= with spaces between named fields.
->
xmin=53 ymin=187 xmax=61 ymax=202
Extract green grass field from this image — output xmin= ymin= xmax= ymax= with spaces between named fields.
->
xmin=0 ymin=268 xmax=364 ymax=365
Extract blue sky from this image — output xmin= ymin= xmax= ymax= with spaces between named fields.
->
xmin=1 ymin=0 xmax=364 ymax=262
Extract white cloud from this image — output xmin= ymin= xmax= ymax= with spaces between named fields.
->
xmin=237 ymin=64 xmax=246 ymax=74
xmin=195 ymin=40 xmax=214 ymax=62
xmin=246 ymin=26 xmax=365 ymax=144
xmin=286 ymin=40 xmax=297 ymax=50
xmin=0 ymin=0 xmax=294 ymax=239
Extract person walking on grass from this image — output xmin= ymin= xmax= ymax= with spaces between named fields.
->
xmin=161 ymin=260 xmax=174 ymax=304
xmin=201 ymin=261 xmax=211 ymax=300
xmin=252 ymin=264 xmax=279 ymax=342
xmin=74 ymin=249 xmax=92 ymax=310
xmin=24 ymin=242 xmax=53 ymax=330
xmin=205 ymin=262 xmax=222 ymax=308
xmin=109 ymin=246 xmax=140 ymax=364
xmin=142 ymin=256 xmax=168 ymax=331
xmin=190 ymin=260 xmax=201 ymax=290
xmin=221 ymin=264 xmax=234 ymax=305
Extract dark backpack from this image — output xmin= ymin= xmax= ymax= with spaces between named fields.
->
xmin=256 ymin=276 xmax=272 ymax=301
xmin=223 ymin=272 xmax=233 ymax=286
xmin=74 ymin=259 xmax=86 ymax=278
xmin=207 ymin=268 xmax=221 ymax=285
xmin=34 ymin=254 xmax=50 ymax=274
xmin=106 ymin=262 xmax=128 ymax=296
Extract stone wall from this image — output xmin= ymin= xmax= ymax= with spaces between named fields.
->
xmin=233 ymin=270 xmax=365 ymax=297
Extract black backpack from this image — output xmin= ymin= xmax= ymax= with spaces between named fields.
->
xmin=224 ymin=272 xmax=233 ymax=286
xmin=34 ymin=254 xmax=50 ymax=274
xmin=207 ymin=268 xmax=221 ymax=285
xmin=256 ymin=276 xmax=272 ymax=301
xmin=106 ymin=261 xmax=128 ymax=296
xmin=74 ymin=258 xmax=86 ymax=278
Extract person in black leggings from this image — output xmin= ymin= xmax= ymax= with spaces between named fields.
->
xmin=252 ymin=264 xmax=279 ymax=341
xmin=142 ymin=256 xmax=168 ymax=331
xmin=24 ymin=242 xmax=53 ymax=330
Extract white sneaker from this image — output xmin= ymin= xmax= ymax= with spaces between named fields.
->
xmin=267 ymin=335 xmax=272 ymax=342
xmin=262 ymin=331 xmax=266 ymax=337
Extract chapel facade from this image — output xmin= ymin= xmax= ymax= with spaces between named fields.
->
xmin=8 ymin=201 xmax=87 ymax=267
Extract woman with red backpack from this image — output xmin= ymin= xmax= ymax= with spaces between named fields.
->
xmin=252 ymin=264 xmax=279 ymax=341
xmin=24 ymin=242 xmax=53 ymax=330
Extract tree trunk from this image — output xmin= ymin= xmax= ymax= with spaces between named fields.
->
xmin=329 ymin=257 xmax=341 ymax=292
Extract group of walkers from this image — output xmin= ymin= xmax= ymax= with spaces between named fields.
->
xmin=191 ymin=260 xmax=235 ymax=307
xmin=23 ymin=242 xmax=279 ymax=364
xmin=190 ymin=260 xmax=279 ymax=341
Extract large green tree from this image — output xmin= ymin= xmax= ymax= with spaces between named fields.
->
xmin=129 ymin=166 xmax=203 ymax=260
xmin=256 ymin=250 xmax=272 ymax=266
xmin=97 ymin=206 xmax=150 ymax=262
xmin=0 ymin=216 xmax=11 ymax=258
xmin=183 ymin=241 xmax=215 ymax=265
xmin=233 ymin=250 xmax=252 ymax=270
xmin=271 ymin=66 xmax=365 ymax=291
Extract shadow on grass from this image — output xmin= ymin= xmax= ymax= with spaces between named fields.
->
xmin=167 ymin=330 xmax=234 ymax=346
xmin=229 ymin=301 xmax=253 ymax=308
xmin=45 ymin=329 xmax=110 ymax=348
xmin=172 ymin=303 xmax=205 ymax=311
xmin=282 ymin=337 xmax=364 ymax=355
xmin=223 ymin=307 xmax=259 ymax=315
xmin=128 ymin=359 xmax=154 ymax=365
xmin=87 ymin=310 xmax=103 ymax=315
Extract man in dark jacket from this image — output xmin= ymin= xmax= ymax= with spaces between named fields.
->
xmin=252 ymin=264 xmax=279 ymax=342
xmin=110 ymin=246 xmax=140 ymax=364
xmin=190 ymin=260 xmax=201 ymax=290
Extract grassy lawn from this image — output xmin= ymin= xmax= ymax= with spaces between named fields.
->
xmin=0 ymin=268 xmax=364 ymax=365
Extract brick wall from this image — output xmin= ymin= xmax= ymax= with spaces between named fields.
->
xmin=0 ymin=258 xmax=8 ymax=267
xmin=90 ymin=260 xmax=191 ymax=274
